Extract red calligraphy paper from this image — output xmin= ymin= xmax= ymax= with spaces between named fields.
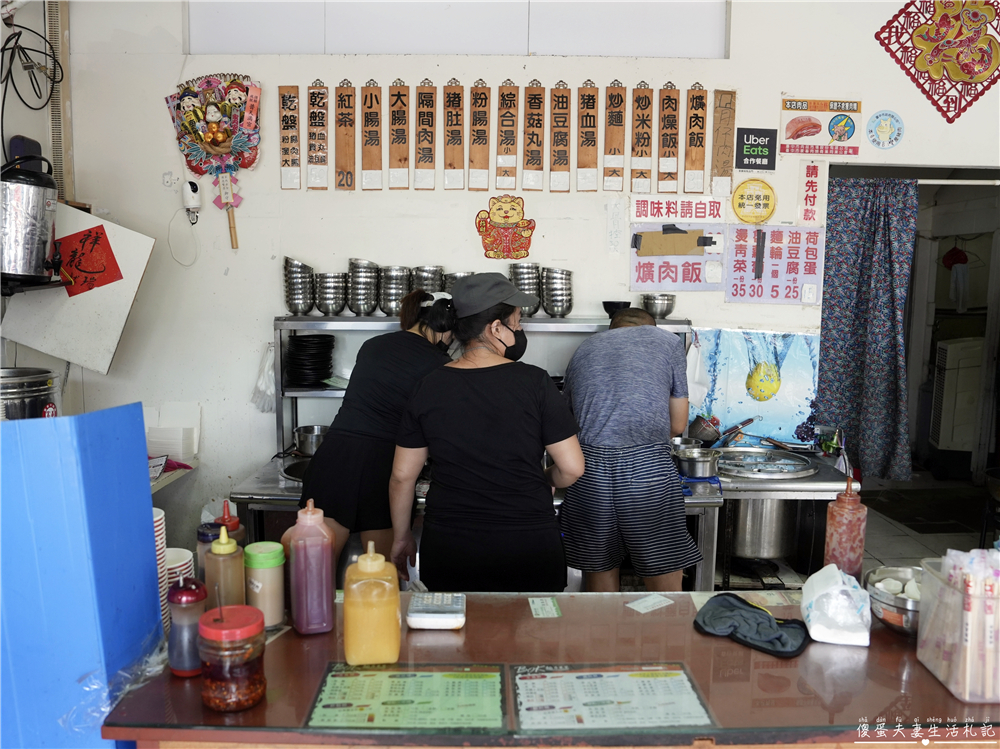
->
xmin=59 ymin=226 xmax=123 ymax=297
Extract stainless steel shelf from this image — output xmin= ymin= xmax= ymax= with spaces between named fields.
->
xmin=282 ymin=388 xmax=346 ymax=398
xmin=274 ymin=315 xmax=692 ymax=335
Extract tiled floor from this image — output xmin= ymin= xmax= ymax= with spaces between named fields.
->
xmin=862 ymin=507 xmax=980 ymax=577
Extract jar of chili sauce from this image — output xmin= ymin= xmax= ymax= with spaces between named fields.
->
xmin=197 ymin=605 xmax=266 ymax=711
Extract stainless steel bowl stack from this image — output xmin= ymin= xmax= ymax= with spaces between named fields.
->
xmin=410 ymin=265 xmax=444 ymax=293
xmin=379 ymin=265 xmax=411 ymax=317
xmin=284 ymin=257 xmax=315 ymax=315
xmin=348 ymin=258 xmax=379 ymax=316
xmin=541 ymin=267 xmax=573 ymax=318
xmin=314 ymin=272 xmax=347 ymax=316
xmin=509 ymin=263 xmax=541 ymax=318
xmin=443 ymin=271 xmax=473 ymax=293
xmin=641 ymin=293 xmax=675 ymax=319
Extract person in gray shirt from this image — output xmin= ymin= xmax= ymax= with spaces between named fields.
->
xmin=559 ymin=308 xmax=701 ymax=592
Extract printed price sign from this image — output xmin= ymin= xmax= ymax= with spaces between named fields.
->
xmin=779 ymin=98 xmax=862 ymax=157
xmin=725 ymin=225 xmax=825 ymax=306
xmin=630 ymin=221 xmax=726 ymax=293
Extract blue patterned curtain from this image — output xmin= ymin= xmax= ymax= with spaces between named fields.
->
xmin=816 ymin=179 xmax=917 ymax=480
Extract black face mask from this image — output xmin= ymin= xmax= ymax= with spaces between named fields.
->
xmin=500 ymin=323 xmax=528 ymax=361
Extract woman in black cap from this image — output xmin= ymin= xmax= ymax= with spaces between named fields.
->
xmin=389 ymin=273 xmax=584 ymax=592
xmin=300 ymin=289 xmax=455 ymax=566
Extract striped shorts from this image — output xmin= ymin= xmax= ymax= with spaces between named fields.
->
xmin=559 ymin=443 xmax=702 ymax=577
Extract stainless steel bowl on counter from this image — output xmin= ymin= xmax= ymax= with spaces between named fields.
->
xmin=865 ymin=565 xmax=922 ymax=636
xmin=641 ymin=293 xmax=675 ymax=319
xmin=674 ymin=448 xmax=721 ymax=478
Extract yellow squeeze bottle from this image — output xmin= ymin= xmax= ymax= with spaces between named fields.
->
xmin=343 ymin=541 xmax=400 ymax=666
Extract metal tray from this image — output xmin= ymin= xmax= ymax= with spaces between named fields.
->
xmin=715 ymin=447 xmax=817 ymax=479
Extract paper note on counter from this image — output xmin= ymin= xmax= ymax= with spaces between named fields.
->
xmin=625 ymin=593 xmax=674 ymax=613
xmin=529 ymin=597 xmax=562 ymax=618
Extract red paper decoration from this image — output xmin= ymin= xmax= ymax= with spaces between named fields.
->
xmin=875 ymin=0 xmax=1000 ymax=123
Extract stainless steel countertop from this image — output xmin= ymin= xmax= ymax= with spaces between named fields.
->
xmin=231 ymin=457 xmax=725 ymax=509
xmin=719 ymin=456 xmax=854 ymax=498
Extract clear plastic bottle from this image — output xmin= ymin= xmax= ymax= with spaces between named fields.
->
xmin=204 ymin=526 xmax=246 ymax=610
xmin=215 ymin=500 xmax=246 ymax=547
xmin=280 ymin=499 xmax=334 ymax=634
xmin=196 ymin=522 xmax=224 ymax=581
xmin=167 ymin=576 xmax=207 ymax=677
xmin=344 ymin=541 xmax=400 ymax=666
xmin=823 ymin=476 xmax=867 ymax=582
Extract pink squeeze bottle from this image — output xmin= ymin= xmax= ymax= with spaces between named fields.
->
xmin=280 ymin=499 xmax=335 ymax=634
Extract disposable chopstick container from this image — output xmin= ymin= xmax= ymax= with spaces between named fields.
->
xmin=917 ymin=557 xmax=998 ymax=703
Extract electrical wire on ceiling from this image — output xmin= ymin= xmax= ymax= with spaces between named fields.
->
xmin=1 ymin=16 xmax=64 ymax=162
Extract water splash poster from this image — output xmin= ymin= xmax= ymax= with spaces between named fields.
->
xmin=688 ymin=328 xmax=819 ymax=442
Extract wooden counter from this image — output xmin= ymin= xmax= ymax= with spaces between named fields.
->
xmin=103 ymin=593 xmax=995 ymax=748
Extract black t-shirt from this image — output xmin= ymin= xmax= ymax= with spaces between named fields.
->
xmin=397 ymin=362 xmax=578 ymax=529
xmin=331 ymin=330 xmax=450 ymax=441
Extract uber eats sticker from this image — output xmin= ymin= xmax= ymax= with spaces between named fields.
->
xmin=735 ymin=128 xmax=776 ymax=171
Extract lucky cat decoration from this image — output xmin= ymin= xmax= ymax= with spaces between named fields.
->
xmin=476 ymin=195 xmax=536 ymax=259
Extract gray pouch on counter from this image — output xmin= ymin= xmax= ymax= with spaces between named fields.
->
xmin=694 ymin=592 xmax=810 ymax=658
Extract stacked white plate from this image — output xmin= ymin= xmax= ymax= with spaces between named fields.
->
xmin=153 ymin=508 xmax=169 ymax=635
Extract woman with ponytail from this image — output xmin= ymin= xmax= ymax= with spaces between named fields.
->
xmin=300 ymin=289 xmax=456 ymax=565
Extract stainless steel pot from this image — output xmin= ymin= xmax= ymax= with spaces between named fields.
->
xmin=674 ymin=448 xmax=721 ymax=478
xmin=1 ymin=156 xmax=59 ymax=284
xmin=731 ymin=497 xmax=797 ymax=559
xmin=293 ymin=425 xmax=328 ymax=455
xmin=1 ymin=368 xmax=61 ymax=420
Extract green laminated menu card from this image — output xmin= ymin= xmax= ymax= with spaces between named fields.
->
xmin=308 ymin=663 xmax=505 ymax=730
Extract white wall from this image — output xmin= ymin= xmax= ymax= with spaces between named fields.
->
xmin=11 ymin=0 xmax=999 ymax=545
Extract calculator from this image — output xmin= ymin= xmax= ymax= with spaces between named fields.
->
xmin=406 ymin=592 xmax=467 ymax=630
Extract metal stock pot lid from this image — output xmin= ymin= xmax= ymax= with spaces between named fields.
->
xmin=714 ymin=447 xmax=817 ymax=479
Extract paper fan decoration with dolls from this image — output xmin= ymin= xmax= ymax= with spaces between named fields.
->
xmin=166 ymin=73 xmax=261 ymax=175
xmin=165 ymin=74 xmax=261 ymax=248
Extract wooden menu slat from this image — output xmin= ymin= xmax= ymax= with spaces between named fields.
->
xmin=549 ymin=83 xmax=570 ymax=193
xmin=360 ymin=83 xmax=382 ymax=190
xmin=631 ymin=84 xmax=653 ymax=194
xmin=468 ymin=82 xmax=490 ymax=191
xmin=522 ymin=82 xmax=544 ymax=191
xmin=577 ymin=82 xmax=598 ymax=192
xmin=306 ymin=84 xmax=329 ymax=191
xmin=496 ymin=82 xmax=518 ymax=190
xmin=657 ymin=86 xmax=680 ymax=193
xmin=711 ymin=89 xmax=736 ymax=195
xmin=335 ymin=83 xmax=356 ymax=190
xmin=443 ymin=82 xmax=464 ymax=190
xmin=415 ymin=82 xmax=436 ymax=190
xmin=684 ymin=85 xmax=707 ymax=194
xmin=388 ymin=83 xmax=409 ymax=190
xmin=603 ymin=82 xmax=626 ymax=192
xmin=278 ymin=85 xmax=300 ymax=190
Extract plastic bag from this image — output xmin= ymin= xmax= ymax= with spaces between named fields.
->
xmin=686 ymin=338 xmax=709 ymax=411
xmin=251 ymin=342 xmax=275 ymax=413
xmin=800 ymin=563 xmax=871 ymax=646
